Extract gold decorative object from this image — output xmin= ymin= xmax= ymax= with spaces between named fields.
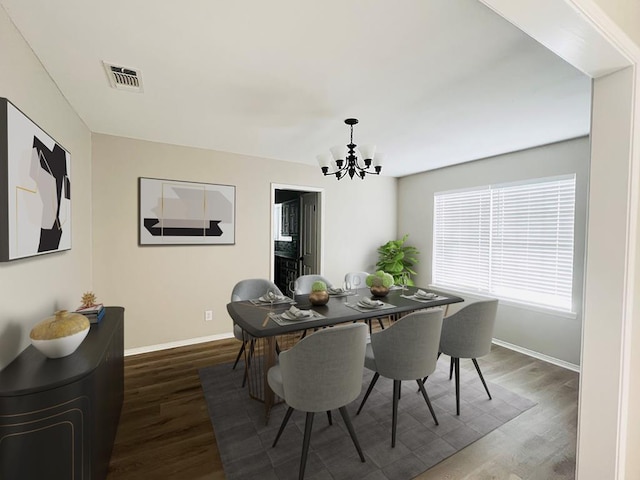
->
xmin=81 ymin=291 xmax=97 ymax=308
xmin=309 ymin=291 xmax=329 ymax=306
xmin=370 ymin=286 xmax=390 ymax=298
xmin=30 ymin=310 xmax=90 ymax=358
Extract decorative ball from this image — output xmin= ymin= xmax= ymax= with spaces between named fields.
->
xmin=311 ymin=281 xmax=327 ymax=292
xmin=30 ymin=310 xmax=90 ymax=359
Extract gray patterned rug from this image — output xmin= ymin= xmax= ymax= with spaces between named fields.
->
xmin=199 ymin=358 xmax=535 ymax=480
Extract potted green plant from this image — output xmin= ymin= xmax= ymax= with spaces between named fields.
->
xmin=376 ymin=234 xmax=419 ymax=286
xmin=365 ymin=271 xmax=395 ymax=297
xmin=309 ymin=280 xmax=329 ymax=305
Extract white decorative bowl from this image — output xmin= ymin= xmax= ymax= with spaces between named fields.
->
xmin=30 ymin=310 xmax=90 ymax=359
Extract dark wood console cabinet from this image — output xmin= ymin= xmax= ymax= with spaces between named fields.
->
xmin=0 ymin=306 xmax=124 ymax=480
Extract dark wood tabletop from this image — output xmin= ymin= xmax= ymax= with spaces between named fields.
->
xmin=227 ymin=287 xmax=464 ymax=338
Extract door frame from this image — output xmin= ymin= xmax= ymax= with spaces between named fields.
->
xmin=270 ymin=183 xmax=325 ymax=283
xmin=480 ymin=2 xmax=639 ymax=478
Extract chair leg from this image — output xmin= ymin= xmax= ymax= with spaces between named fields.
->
xmin=472 ymin=358 xmax=492 ymax=400
xmin=377 ymin=318 xmax=385 ymax=330
xmin=421 ymin=352 xmax=442 ymax=385
xmin=357 ymin=372 xmax=380 ymax=415
xmin=392 ymin=380 xmax=401 ymax=448
xmin=449 ymin=356 xmax=454 ymax=380
xmin=272 ymin=406 xmax=294 ymax=447
xmin=454 ymin=357 xmax=460 ymax=415
xmin=299 ymin=412 xmax=315 ymax=480
xmin=326 ymin=410 xmax=332 ymax=425
xmin=339 ymin=406 xmax=365 ymax=462
xmin=232 ymin=341 xmax=245 ymax=369
xmin=416 ymin=379 xmax=439 ymax=425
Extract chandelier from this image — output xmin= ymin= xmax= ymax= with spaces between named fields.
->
xmin=316 ymin=118 xmax=382 ymax=180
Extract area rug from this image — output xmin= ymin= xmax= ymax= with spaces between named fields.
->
xmin=199 ymin=359 xmax=535 ymax=480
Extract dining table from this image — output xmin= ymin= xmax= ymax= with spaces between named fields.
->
xmin=226 ymin=286 xmax=464 ymax=422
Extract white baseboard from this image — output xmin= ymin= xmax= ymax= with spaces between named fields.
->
xmin=124 ymin=332 xmax=235 ymax=357
xmin=492 ymin=338 xmax=580 ymax=373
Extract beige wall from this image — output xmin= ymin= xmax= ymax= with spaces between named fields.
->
xmin=0 ymin=8 xmax=93 ymax=370
xmin=593 ymin=0 xmax=640 ymax=48
xmin=398 ymin=137 xmax=589 ymax=366
xmin=91 ymin=134 xmax=396 ymax=350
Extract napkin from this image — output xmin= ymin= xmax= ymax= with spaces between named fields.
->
xmin=287 ymin=305 xmax=313 ymax=318
xmin=328 ymin=287 xmax=345 ymax=294
xmin=360 ymin=297 xmax=384 ymax=307
xmin=259 ymin=291 xmax=285 ymax=302
xmin=415 ymin=289 xmax=436 ymax=299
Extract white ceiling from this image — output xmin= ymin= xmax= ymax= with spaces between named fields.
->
xmin=1 ymin=0 xmax=591 ymax=177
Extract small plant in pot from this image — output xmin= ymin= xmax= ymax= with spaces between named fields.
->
xmin=309 ymin=281 xmax=329 ymax=306
xmin=366 ymin=271 xmax=395 ymax=298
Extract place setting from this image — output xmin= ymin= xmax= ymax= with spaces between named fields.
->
xmin=346 ymin=295 xmax=395 ymax=312
xmin=249 ymin=289 xmax=296 ymax=306
xmin=267 ymin=304 xmax=325 ymax=326
xmin=327 ymin=285 xmax=354 ymax=297
xmin=403 ymin=288 xmax=447 ymax=303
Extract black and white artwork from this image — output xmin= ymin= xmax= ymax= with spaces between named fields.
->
xmin=0 ymin=98 xmax=71 ymax=261
xmin=139 ymin=177 xmax=235 ymax=245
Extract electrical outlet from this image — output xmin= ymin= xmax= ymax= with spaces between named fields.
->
xmin=205 ymin=310 xmax=213 ymax=321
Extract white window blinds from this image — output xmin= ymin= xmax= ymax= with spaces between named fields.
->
xmin=433 ymin=175 xmax=576 ymax=312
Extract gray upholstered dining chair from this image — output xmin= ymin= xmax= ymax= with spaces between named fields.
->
xmin=356 ymin=308 xmax=444 ymax=447
xmin=438 ymin=299 xmax=498 ymax=415
xmin=293 ymin=274 xmax=334 ymax=295
xmin=267 ymin=323 xmax=368 ymax=480
xmin=344 ymin=271 xmax=369 ymax=290
xmin=230 ymin=279 xmax=283 ymax=384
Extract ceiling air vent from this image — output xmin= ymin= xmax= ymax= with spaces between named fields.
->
xmin=103 ymin=62 xmax=143 ymax=92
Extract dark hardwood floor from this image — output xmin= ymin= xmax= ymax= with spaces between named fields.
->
xmin=107 ymin=337 xmax=578 ymax=480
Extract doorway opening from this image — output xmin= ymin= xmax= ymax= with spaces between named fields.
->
xmin=271 ymin=184 xmax=323 ymax=296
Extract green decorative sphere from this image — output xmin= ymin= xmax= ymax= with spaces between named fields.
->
xmin=366 ymin=271 xmax=394 ymax=288
xmin=311 ymin=281 xmax=327 ymax=292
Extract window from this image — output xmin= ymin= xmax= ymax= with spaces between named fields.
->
xmin=273 ymin=204 xmax=292 ymax=242
xmin=433 ymin=175 xmax=576 ymax=312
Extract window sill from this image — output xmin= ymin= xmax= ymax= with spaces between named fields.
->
xmin=429 ymin=284 xmax=579 ymax=320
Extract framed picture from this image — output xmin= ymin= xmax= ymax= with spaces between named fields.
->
xmin=139 ymin=177 xmax=235 ymax=245
xmin=0 ymin=98 xmax=71 ymax=262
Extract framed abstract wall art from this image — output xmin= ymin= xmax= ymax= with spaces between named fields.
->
xmin=139 ymin=177 xmax=235 ymax=245
xmin=0 ymin=98 xmax=71 ymax=262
